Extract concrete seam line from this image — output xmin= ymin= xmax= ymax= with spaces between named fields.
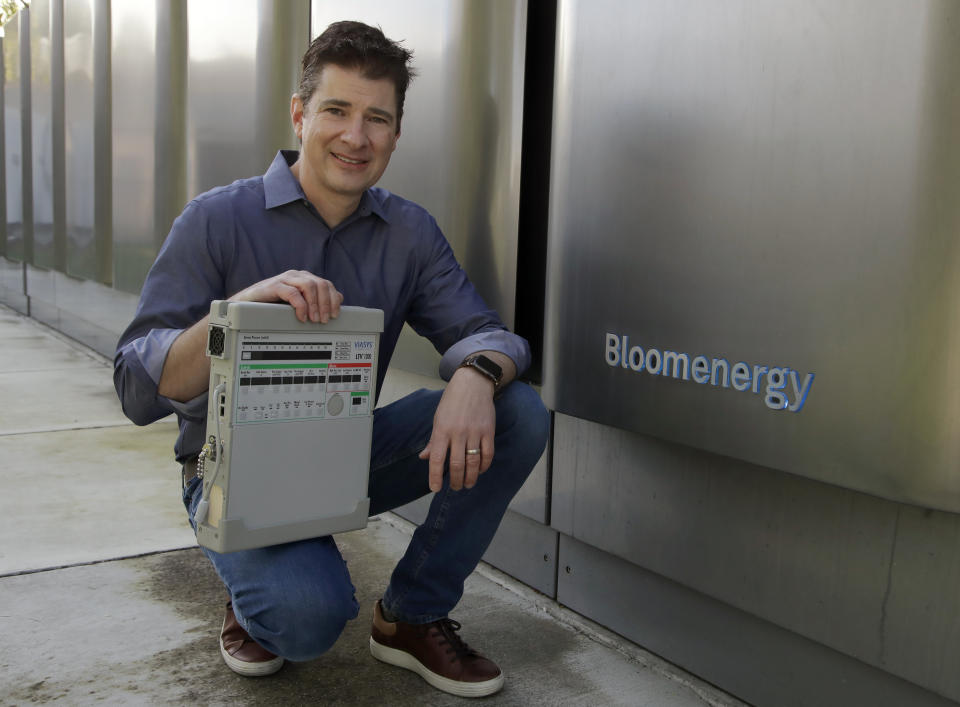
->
xmin=0 ymin=545 xmax=200 ymax=579
xmin=0 ymin=419 xmax=179 ymax=437
xmin=0 ymin=421 xmax=135 ymax=436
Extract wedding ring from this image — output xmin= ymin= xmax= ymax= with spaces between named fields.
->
xmin=466 ymin=448 xmax=481 ymax=455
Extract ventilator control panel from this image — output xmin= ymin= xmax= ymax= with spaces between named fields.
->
xmin=234 ymin=334 xmax=375 ymax=423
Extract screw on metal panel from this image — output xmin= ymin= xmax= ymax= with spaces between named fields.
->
xmin=543 ymin=554 xmax=549 ymax=562
xmin=565 ymin=566 xmax=572 ymax=574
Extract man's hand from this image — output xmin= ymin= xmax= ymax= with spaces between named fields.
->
xmin=419 ymin=367 xmax=497 ymax=492
xmin=231 ymin=270 xmax=343 ymax=323
xmin=158 ymin=271 xmax=342 ymax=402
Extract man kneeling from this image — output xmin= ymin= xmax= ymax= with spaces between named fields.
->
xmin=114 ymin=20 xmax=549 ymax=698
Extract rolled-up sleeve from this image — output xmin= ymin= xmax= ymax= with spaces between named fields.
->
xmin=113 ymin=200 xmax=223 ymax=426
xmin=114 ymin=328 xmax=208 ymax=425
xmin=438 ymin=331 xmax=530 ymax=381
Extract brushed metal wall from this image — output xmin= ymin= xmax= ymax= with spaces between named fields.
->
xmin=111 ymin=0 xmax=168 ymax=294
xmin=543 ymin=0 xmax=960 ymax=511
xmin=29 ymin=0 xmax=56 ymax=271
xmin=109 ymin=0 xmax=308 ymax=295
xmin=553 ymin=412 xmax=960 ymax=704
xmin=14 ymin=0 xmax=124 ymax=348
xmin=556 ymin=532 xmax=958 ymax=707
xmin=185 ymin=0 xmax=307 ymax=199
xmin=4 ymin=11 xmax=26 ymax=262
xmin=311 ymin=0 xmax=529 ymax=378
xmin=63 ymin=0 xmax=97 ymax=281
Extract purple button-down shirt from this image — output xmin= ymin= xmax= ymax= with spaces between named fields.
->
xmin=114 ymin=150 xmax=529 ymax=461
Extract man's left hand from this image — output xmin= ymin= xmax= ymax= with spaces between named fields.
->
xmin=419 ymin=367 xmax=497 ymax=492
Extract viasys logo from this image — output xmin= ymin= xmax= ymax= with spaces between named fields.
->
xmin=604 ymin=333 xmax=814 ymax=412
xmin=353 ymin=339 xmax=374 ymax=361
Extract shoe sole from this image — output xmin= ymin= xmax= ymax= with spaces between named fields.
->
xmin=220 ymin=640 xmax=284 ymax=677
xmin=369 ymin=636 xmax=504 ymax=698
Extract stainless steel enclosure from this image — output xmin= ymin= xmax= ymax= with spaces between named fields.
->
xmin=543 ymin=0 xmax=960 ymax=512
xmin=186 ymin=0 xmax=306 ymax=199
xmin=111 ymin=0 xmax=170 ymax=294
xmin=64 ymin=0 xmax=104 ymax=283
xmin=543 ymin=1 xmax=960 ymax=704
xmin=3 ymin=10 xmax=26 ymax=266
xmin=29 ymin=0 xmax=56 ymax=272
xmin=111 ymin=0 xmax=308 ymax=296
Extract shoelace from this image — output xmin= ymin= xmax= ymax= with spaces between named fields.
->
xmin=426 ymin=618 xmax=477 ymax=663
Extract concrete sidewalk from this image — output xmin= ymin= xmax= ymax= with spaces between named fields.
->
xmin=0 ymin=305 xmax=743 ymax=706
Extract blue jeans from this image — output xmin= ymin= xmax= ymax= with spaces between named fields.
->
xmin=182 ymin=382 xmax=549 ymax=661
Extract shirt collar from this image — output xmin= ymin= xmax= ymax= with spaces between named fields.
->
xmin=263 ymin=150 xmax=305 ymax=209
xmin=357 ymin=188 xmax=390 ymax=224
xmin=263 ymin=150 xmax=390 ymax=224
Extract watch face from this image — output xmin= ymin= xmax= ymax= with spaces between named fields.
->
xmin=461 ymin=354 xmax=502 ymax=386
xmin=473 ymin=354 xmax=502 ymax=381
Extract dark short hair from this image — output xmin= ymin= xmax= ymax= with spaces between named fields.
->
xmin=298 ymin=21 xmax=416 ymax=131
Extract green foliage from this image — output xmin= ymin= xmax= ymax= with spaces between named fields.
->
xmin=0 ymin=0 xmax=29 ymax=38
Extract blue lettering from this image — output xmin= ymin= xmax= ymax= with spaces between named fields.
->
xmin=691 ymin=356 xmax=710 ymax=384
xmin=605 ymin=333 xmax=620 ymax=367
xmin=601 ymin=333 xmax=814 ymax=412
xmin=662 ymin=351 xmax=690 ymax=380
xmin=751 ymin=365 xmax=768 ymax=394
xmin=711 ymin=358 xmax=730 ymax=388
xmin=788 ymin=371 xmax=815 ymax=412
xmin=764 ymin=368 xmax=789 ymax=410
xmin=731 ymin=362 xmax=751 ymax=392
xmin=645 ymin=348 xmax=662 ymax=375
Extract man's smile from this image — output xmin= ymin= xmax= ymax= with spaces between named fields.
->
xmin=332 ymin=152 xmax=368 ymax=166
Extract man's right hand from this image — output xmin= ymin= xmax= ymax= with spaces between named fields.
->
xmin=157 ymin=271 xmax=342 ymax=402
xmin=230 ymin=270 xmax=343 ymax=324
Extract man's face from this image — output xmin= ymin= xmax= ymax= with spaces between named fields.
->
xmin=291 ymin=64 xmax=399 ymax=206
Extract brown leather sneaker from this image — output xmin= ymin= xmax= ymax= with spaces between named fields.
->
xmin=369 ymin=600 xmax=504 ymax=697
xmin=219 ymin=601 xmax=284 ymax=677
